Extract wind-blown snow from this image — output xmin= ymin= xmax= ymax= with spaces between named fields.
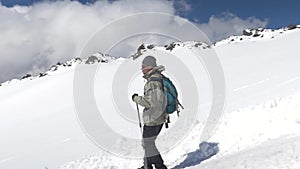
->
xmin=0 ymin=26 xmax=300 ymax=169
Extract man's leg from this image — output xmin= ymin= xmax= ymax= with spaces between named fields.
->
xmin=143 ymin=124 xmax=167 ymax=169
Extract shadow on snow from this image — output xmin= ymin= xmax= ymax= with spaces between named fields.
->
xmin=172 ymin=142 xmax=219 ymax=169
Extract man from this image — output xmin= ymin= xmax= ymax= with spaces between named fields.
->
xmin=132 ymin=56 xmax=168 ymax=169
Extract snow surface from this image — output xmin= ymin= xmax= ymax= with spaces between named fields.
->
xmin=0 ymin=27 xmax=300 ymax=169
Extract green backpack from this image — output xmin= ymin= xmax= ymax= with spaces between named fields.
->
xmin=149 ymin=75 xmax=184 ymax=127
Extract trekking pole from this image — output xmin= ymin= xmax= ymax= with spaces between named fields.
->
xmin=136 ymin=103 xmax=149 ymax=169
xmin=136 ymin=103 xmax=142 ymax=130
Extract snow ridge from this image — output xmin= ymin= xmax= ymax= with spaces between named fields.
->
xmin=0 ymin=53 xmax=115 ymax=87
xmin=214 ymin=24 xmax=300 ymax=47
xmin=1 ymin=25 xmax=299 ymax=88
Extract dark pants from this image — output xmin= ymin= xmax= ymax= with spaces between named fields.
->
xmin=142 ymin=124 xmax=167 ymax=169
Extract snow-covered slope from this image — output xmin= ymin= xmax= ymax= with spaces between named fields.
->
xmin=0 ymin=26 xmax=300 ymax=169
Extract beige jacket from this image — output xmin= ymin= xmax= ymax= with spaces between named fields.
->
xmin=134 ymin=65 xmax=168 ymax=126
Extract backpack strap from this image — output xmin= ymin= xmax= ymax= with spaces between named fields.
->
xmin=148 ymin=76 xmax=170 ymax=128
xmin=148 ymin=77 xmax=164 ymax=91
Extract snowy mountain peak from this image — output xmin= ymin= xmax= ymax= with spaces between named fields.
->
xmin=0 ymin=52 xmax=116 ymax=87
xmin=132 ymin=41 xmax=210 ymax=60
xmin=214 ymin=24 xmax=300 ymax=47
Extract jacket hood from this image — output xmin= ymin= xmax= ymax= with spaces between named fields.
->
xmin=143 ymin=65 xmax=165 ymax=79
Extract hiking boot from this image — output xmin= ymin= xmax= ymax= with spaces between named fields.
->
xmin=155 ymin=164 xmax=167 ymax=169
xmin=137 ymin=165 xmax=153 ymax=169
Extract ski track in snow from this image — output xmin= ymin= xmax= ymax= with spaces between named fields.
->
xmin=233 ymin=78 xmax=270 ymax=92
xmin=278 ymin=77 xmax=300 ymax=87
xmin=0 ymin=157 xmax=16 ymax=165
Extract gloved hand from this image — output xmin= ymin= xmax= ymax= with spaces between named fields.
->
xmin=132 ymin=93 xmax=138 ymax=102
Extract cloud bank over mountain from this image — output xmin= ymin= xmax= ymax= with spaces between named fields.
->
xmin=0 ymin=0 xmax=267 ymax=83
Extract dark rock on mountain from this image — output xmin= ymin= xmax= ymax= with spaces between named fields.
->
xmin=50 ymin=65 xmax=58 ymax=71
xmin=288 ymin=24 xmax=297 ymax=30
xmin=85 ymin=56 xmax=99 ymax=64
xmin=137 ymin=44 xmax=145 ymax=51
xmin=21 ymin=74 xmax=32 ymax=79
xmin=147 ymin=44 xmax=154 ymax=49
xmin=253 ymin=33 xmax=260 ymax=37
xmin=75 ymin=58 xmax=82 ymax=62
xmin=165 ymin=43 xmax=176 ymax=51
xmin=194 ymin=42 xmax=202 ymax=47
xmin=243 ymin=29 xmax=253 ymax=36
xmin=132 ymin=51 xmax=142 ymax=60
xmin=39 ymin=73 xmax=47 ymax=77
xmin=132 ymin=44 xmax=147 ymax=60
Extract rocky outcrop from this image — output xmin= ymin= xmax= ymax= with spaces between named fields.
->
xmin=21 ymin=74 xmax=32 ymax=79
xmin=85 ymin=55 xmax=99 ymax=64
xmin=288 ymin=24 xmax=297 ymax=30
xmin=165 ymin=43 xmax=177 ymax=51
xmin=242 ymin=29 xmax=253 ymax=36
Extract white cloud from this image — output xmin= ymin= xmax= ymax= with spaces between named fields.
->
xmin=175 ymin=0 xmax=192 ymax=14
xmin=0 ymin=0 xmax=175 ymax=82
xmin=198 ymin=12 xmax=269 ymax=42
xmin=0 ymin=1 xmax=268 ymax=83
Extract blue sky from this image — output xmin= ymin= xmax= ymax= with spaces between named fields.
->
xmin=182 ymin=0 xmax=300 ymax=29
xmin=1 ymin=0 xmax=299 ymax=28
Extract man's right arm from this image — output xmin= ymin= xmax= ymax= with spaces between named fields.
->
xmin=134 ymin=80 xmax=162 ymax=109
xmin=133 ymin=95 xmax=151 ymax=108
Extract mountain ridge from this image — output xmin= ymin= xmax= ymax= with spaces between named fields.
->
xmin=1 ymin=24 xmax=299 ymax=87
